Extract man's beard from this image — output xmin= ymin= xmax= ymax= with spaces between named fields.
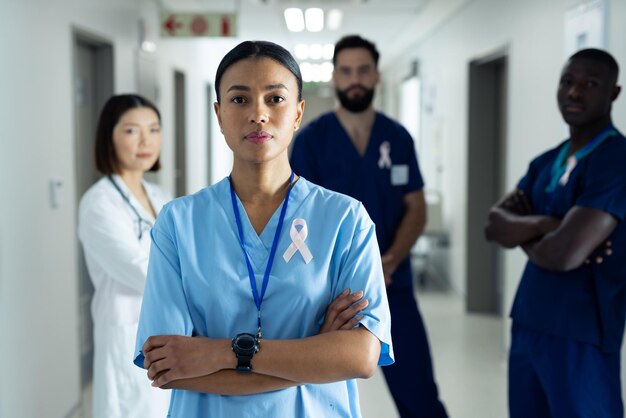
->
xmin=336 ymin=85 xmax=375 ymax=113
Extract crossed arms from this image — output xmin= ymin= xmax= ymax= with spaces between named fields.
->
xmin=484 ymin=189 xmax=616 ymax=271
xmin=141 ymin=289 xmax=381 ymax=395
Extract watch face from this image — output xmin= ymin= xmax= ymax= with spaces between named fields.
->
xmin=233 ymin=333 xmax=258 ymax=355
xmin=237 ymin=336 xmax=255 ymax=350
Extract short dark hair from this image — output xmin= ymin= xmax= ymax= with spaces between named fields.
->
xmin=568 ymin=48 xmax=619 ymax=84
xmin=333 ymin=35 xmax=380 ymax=67
xmin=95 ymin=94 xmax=161 ymax=174
xmin=214 ymin=40 xmax=302 ymax=103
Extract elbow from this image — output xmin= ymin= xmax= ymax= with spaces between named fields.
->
xmin=355 ymin=359 xmax=377 ymax=380
xmin=354 ymin=339 xmax=380 ymax=379
xmin=484 ymin=212 xmax=501 ymax=244
xmin=484 ymin=223 xmax=515 ymax=249
xmin=484 ymin=222 xmax=495 ymax=242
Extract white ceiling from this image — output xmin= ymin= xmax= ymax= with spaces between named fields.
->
xmin=158 ymin=0 xmax=470 ymax=69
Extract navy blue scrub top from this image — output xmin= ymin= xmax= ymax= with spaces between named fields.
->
xmin=511 ymin=130 xmax=626 ymax=352
xmin=291 ymin=112 xmax=424 ymax=289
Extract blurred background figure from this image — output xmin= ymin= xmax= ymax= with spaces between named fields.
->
xmin=78 ymin=94 xmax=171 ymax=418
xmin=291 ymin=35 xmax=448 ymax=418
xmin=485 ymin=49 xmax=625 ymax=418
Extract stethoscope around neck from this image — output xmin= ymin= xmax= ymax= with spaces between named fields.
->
xmin=107 ymin=175 xmax=154 ymax=240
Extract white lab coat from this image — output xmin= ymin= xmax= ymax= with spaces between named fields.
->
xmin=78 ymin=174 xmax=171 ymax=418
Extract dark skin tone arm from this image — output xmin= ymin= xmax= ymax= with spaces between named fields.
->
xmin=522 ymin=206 xmax=616 ymax=271
xmin=485 ymin=189 xmax=616 ymax=271
xmin=485 ymin=190 xmax=561 ymax=248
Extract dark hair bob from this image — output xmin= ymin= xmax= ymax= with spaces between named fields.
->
xmin=94 ymin=94 xmax=161 ymax=174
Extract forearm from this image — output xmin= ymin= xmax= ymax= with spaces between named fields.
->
xmin=252 ymin=327 xmax=379 ymax=384
xmin=522 ymin=240 xmax=572 ymax=271
xmin=485 ymin=208 xmax=560 ymax=248
xmin=385 ymin=206 xmax=424 ymax=262
xmin=145 ymin=327 xmax=380 ymax=389
xmin=521 ymin=207 xmax=617 ymax=272
xmin=164 ymin=370 xmax=300 ymax=395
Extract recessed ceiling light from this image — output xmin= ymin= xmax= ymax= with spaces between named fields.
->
xmin=284 ymin=8 xmax=305 ymax=32
xmin=327 ymin=9 xmax=342 ymax=31
xmin=305 ymin=8 xmax=324 ymax=32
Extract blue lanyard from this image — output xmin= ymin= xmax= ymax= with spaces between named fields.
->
xmin=107 ymin=175 xmax=153 ymax=240
xmin=229 ymin=171 xmax=294 ymax=340
xmin=545 ymin=125 xmax=617 ymax=193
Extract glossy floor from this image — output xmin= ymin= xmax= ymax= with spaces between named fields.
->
xmin=358 ymin=289 xmax=508 ymax=418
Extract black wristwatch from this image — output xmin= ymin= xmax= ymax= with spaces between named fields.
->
xmin=231 ymin=333 xmax=260 ymax=373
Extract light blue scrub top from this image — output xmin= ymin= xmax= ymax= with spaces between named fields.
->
xmin=135 ymin=177 xmax=394 ymax=418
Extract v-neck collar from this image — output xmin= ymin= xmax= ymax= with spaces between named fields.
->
xmin=216 ymin=177 xmax=310 ymax=270
xmin=331 ymin=112 xmax=380 ymax=160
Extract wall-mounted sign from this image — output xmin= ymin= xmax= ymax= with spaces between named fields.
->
xmin=161 ymin=13 xmax=237 ymax=38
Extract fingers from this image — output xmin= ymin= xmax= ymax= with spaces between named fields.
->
xmin=334 ymin=299 xmax=368 ymax=329
xmin=320 ymin=289 xmax=368 ymax=333
xmin=142 ymin=335 xmax=170 ymax=355
xmin=146 ymin=356 xmax=170 ymax=382
xmin=143 ymin=345 xmax=167 ymax=370
xmin=151 ymin=369 xmax=174 ymax=388
xmin=328 ymin=289 xmax=363 ymax=315
xmin=585 ymin=240 xmax=613 ymax=264
xmin=340 ymin=314 xmax=365 ymax=330
xmin=501 ymin=190 xmax=532 ymax=215
xmin=517 ymin=190 xmax=533 ymax=214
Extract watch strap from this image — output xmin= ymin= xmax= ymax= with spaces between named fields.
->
xmin=235 ymin=354 xmax=254 ymax=372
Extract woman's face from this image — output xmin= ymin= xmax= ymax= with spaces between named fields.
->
xmin=214 ymin=57 xmax=304 ymax=165
xmin=112 ymin=107 xmax=161 ymax=175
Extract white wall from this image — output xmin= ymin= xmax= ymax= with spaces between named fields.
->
xmin=0 ymin=1 xmax=232 ymax=416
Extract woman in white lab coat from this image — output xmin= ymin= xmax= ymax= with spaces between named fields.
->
xmin=78 ymin=94 xmax=171 ymax=418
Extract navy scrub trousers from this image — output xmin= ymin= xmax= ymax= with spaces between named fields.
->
xmin=382 ymin=288 xmax=448 ymax=418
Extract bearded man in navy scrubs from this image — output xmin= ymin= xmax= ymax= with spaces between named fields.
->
xmin=291 ymin=34 xmax=448 ymax=418
xmin=486 ymin=49 xmax=625 ymax=418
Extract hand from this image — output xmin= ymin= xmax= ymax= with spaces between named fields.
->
xmin=500 ymin=190 xmax=533 ymax=216
xmin=381 ymin=253 xmax=398 ymax=286
xmin=142 ymin=335 xmax=230 ymax=388
xmin=319 ymin=288 xmax=368 ymax=334
xmin=585 ymin=240 xmax=613 ymax=265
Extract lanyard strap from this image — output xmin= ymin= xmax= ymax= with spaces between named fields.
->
xmin=545 ymin=126 xmax=617 ymax=193
xmin=229 ymin=171 xmax=294 ymax=339
xmin=107 ymin=175 xmax=153 ymax=239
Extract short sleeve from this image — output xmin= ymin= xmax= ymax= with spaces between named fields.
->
xmin=335 ymin=205 xmax=394 ymax=366
xmin=134 ymin=207 xmax=194 ymax=368
xmin=576 ymin=142 xmax=626 ymax=221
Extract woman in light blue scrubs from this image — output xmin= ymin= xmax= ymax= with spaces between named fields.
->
xmin=134 ymin=41 xmax=394 ymax=417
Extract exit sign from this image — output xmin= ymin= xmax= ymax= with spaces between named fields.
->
xmin=161 ymin=12 xmax=237 ymax=37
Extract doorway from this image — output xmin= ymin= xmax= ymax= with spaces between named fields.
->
xmin=466 ymin=51 xmax=507 ymax=315
xmin=174 ymin=70 xmax=187 ymax=196
xmin=73 ymin=29 xmax=114 ymax=406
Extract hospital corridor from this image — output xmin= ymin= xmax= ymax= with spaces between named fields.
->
xmin=2 ymin=0 xmax=626 ymax=417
